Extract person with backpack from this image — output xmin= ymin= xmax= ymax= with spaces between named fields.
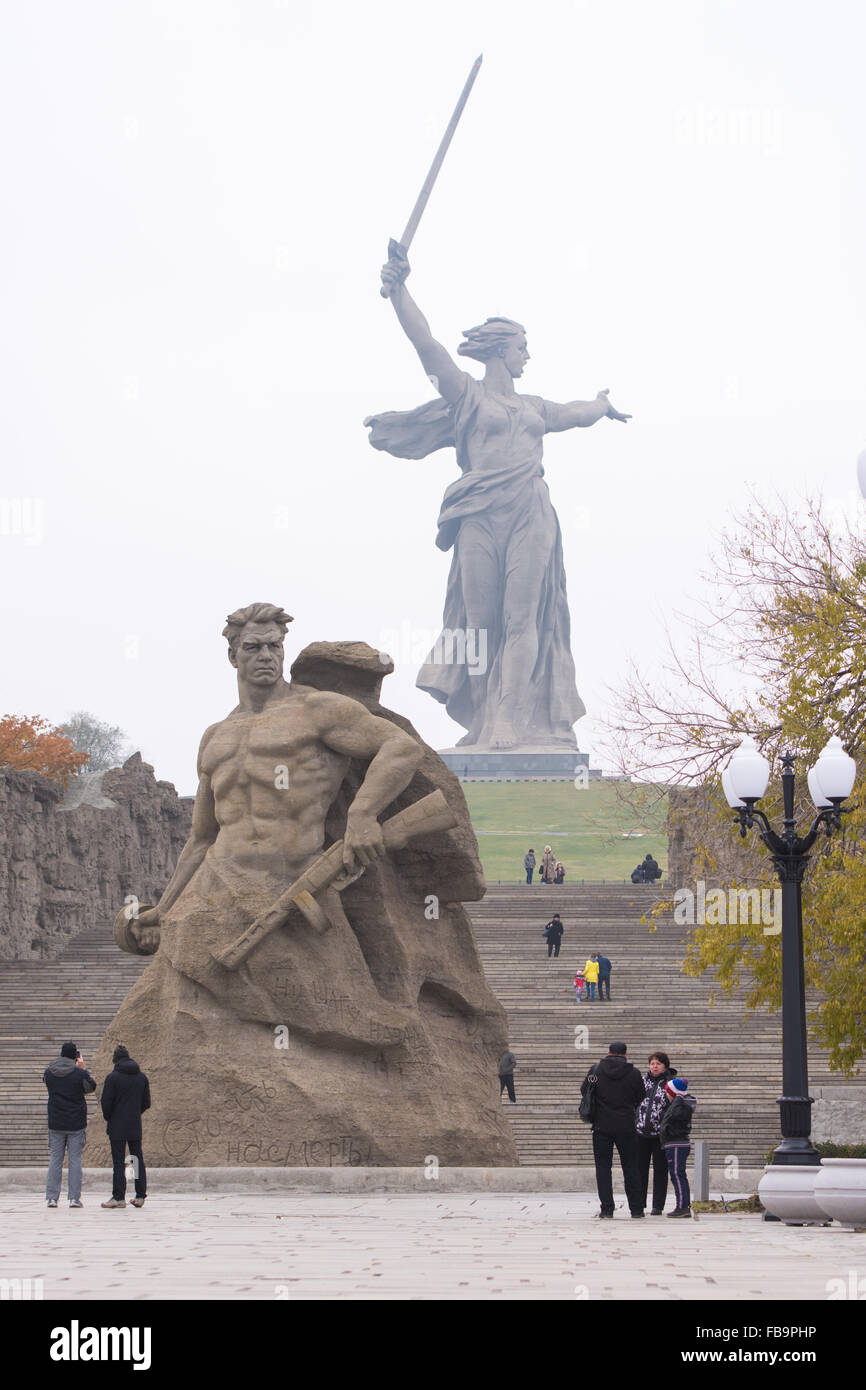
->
xmin=658 ymin=1076 xmax=697 ymax=1218
xmin=43 ymin=1042 xmax=97 ymax=1209
xmin=100 ymin=1046 xmax=151 ymax=1210
xmin=642 ymin=853 xmax=662 ymax=883
xmin=635 ymin=1050 xmax=678 ymax=1214
xmin=580 ymin=1042 xmax=646 ymax=1218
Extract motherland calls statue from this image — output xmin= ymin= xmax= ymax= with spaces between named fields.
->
xmin=92 ymin=603 xmax=517 ymax=1168
xmin=366 ymin=245 xmax=630 ymax=758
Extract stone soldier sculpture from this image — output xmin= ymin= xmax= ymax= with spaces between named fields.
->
xmin=92 ymin=604 xmax=517 ymax=1168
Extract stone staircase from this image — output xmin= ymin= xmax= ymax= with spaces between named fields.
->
xmin=471 ymin=884 xmax=861 ymax=1166
xmin=0 ymin=923 xmax=147 ymax=1165
xmin=0 ymin=883 xmax=859 ymax=1167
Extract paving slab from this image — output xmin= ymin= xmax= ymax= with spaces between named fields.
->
xmin=0 ymin=1164 xmax=764 ymax=1193
xmin=1 ymin=1192 xmax=863 ymax=1301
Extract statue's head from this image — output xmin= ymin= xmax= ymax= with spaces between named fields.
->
xmin=223 ymin=602 xmax=293 ymax=686
xmin=458 ymin=317 xmax=529 ymax=377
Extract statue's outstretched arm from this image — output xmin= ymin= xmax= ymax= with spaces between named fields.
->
xmin=543 ymin=389 xmax=631 ymax=431
xmin=381 ymin=248 xmax=466 ymax=404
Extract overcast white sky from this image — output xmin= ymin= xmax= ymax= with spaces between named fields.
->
xmin=2 ymin=1 xmax=864 ymax=794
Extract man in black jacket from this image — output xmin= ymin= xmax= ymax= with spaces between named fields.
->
xmin=597 ymin=952 xmax=612 ymax=1000
xmin=44 ymin=1041 xmax=97 ymax=1208
xmin=581 ymin=1041 xmax=645 ymax=1218
xmin=643 ymin=854 xmax=662 ymax=883
xmin=543 ymin=914 xmax=564 ymax=958
xmin=100 ymin=1046 xmax=151 ymax=1209
xmin=498 ymin=1048 xmax=517 ymax=1104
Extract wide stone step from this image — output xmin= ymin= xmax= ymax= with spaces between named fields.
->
xmin=1 ymin=885 xmax=862 ymax=1168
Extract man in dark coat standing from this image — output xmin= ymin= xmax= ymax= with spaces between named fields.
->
xmin=44 ymin=1041 xmax=97 ymax=1208
xmin=597 ymin=952 xmax=612 ymax=1000
xmin=543 ymin=914 xmax=564 ymax=958
xmin=100 ymin=1046 xmax=151 ymax=1209
xmin=643 ymin=854 xmax=662 ymax=882
xmin=581 ymin=1041 xmax=645 ymax=1218
xmin=498 ymin=1048 xmax=517 ymax=1104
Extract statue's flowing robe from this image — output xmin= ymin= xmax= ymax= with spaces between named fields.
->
xmin=366 ymin=375 xmax=584 ymax=747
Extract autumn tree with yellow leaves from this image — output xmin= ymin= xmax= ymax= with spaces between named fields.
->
xmin=606 ymin=494 xmax=866 ymax=1073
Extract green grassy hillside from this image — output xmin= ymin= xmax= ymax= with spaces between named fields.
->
xmin=462 ymin=780 xmax=668 ymax=884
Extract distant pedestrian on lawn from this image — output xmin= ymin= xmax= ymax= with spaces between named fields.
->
xmin=635 ymin=1051 xmax=678 ymax=1214
xmin=581 ymin=1041 xmax=646 ymax=1219
xmin=543 ymin=914 xmax=564 ymax=957
xmin=44 ymin=1041 xmax=96 ymax=1209
xmin=553 ymin=861 xmax=565 ymax=884
xmin=659 ymin=1077 xmax=696 ymax=1218
xmin=597 ymin=951 xmax=612 ymax=1000
xmin=524 ymin=848 xmax=536 ymax=884
xmin=498 ymin=1049 xmax=517 ymax=1104
xmin=540 ymin=846 xmax=556 ymax=883
xmin=583 ymin=952 xmax=600 ymax=1000
xmin=100 ymin=1046 xmax=151 ymax=1210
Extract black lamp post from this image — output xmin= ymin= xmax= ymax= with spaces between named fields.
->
xmin=722 ymin=736 xmax=855 ymax=1166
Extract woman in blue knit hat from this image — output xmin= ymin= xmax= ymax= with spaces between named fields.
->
xmin=658 ymin=1077 xmax=697 ymax=1218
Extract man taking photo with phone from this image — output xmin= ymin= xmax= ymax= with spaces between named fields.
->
xmin=44 ymin=1041 xmax=96 ymax=1208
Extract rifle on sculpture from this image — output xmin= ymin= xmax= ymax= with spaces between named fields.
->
xmin=214 ymin=789 xmax=457 ymax=970
xmin=114 ymin=790 xmax=457 ymax=967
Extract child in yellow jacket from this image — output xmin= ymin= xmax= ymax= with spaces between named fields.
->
xmin=583 ymin=953 xmax=600 ymax=1001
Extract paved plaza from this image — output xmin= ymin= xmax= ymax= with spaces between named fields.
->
xmin=2 ymin=1191 xmax=863 ymax=1301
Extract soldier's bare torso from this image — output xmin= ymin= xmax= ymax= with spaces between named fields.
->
xmin=200 ymin=687 xmax=351 ymax=881
xmin=130 ymin=616 xmax=422 ymax=951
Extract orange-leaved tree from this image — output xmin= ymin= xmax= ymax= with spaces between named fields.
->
xmin=0 ymin=715 xmax=89 ymax=785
